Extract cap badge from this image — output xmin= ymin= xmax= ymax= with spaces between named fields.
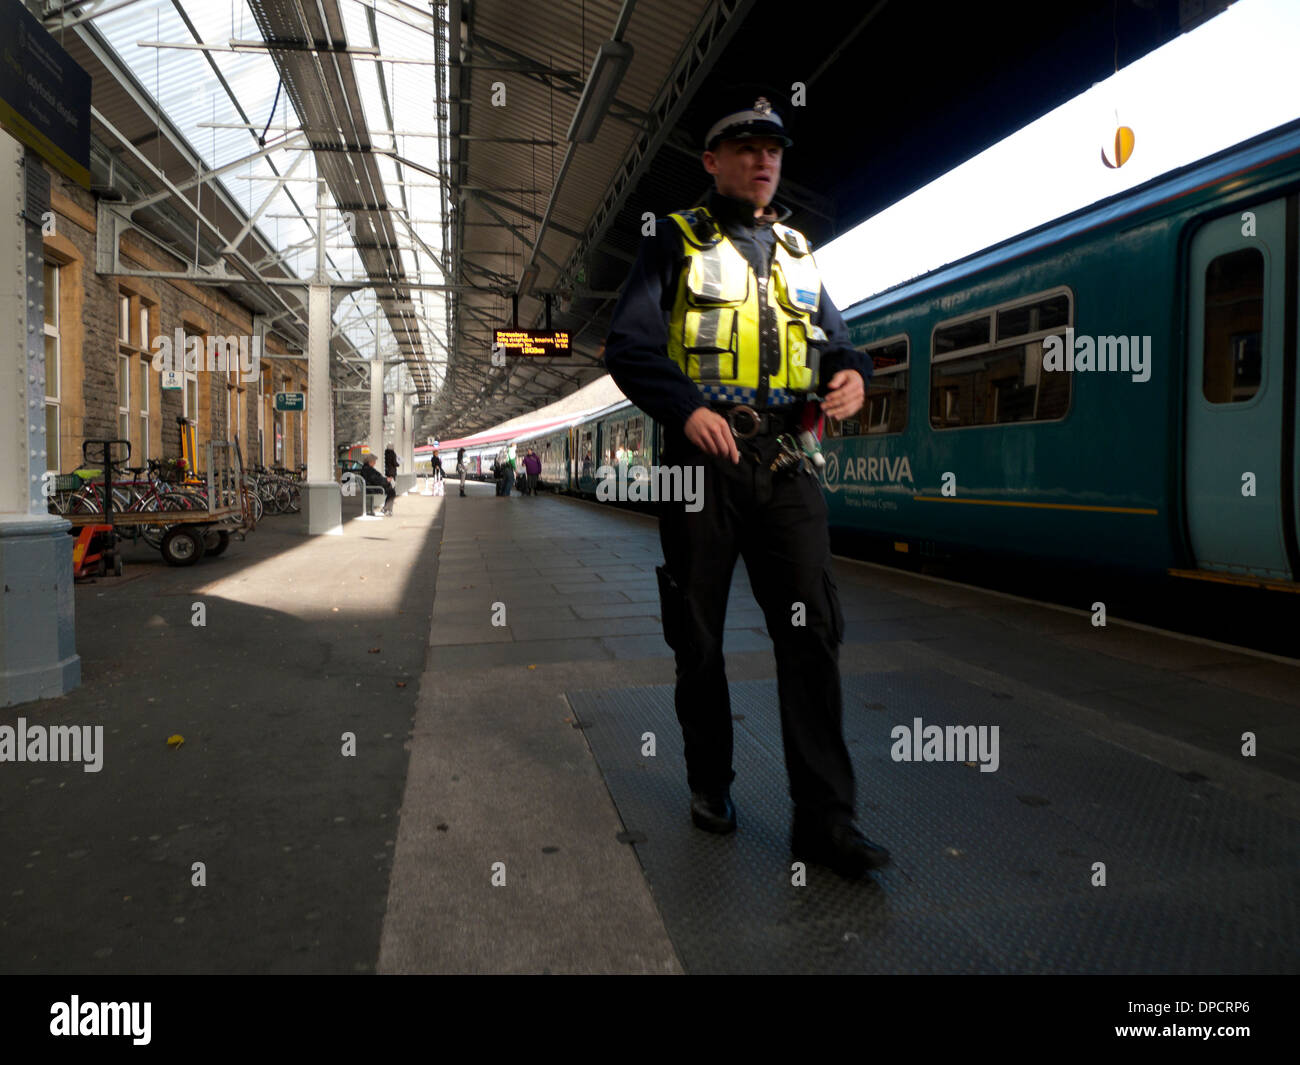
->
xmin=753 ymin=97 xmax=772 ymax=115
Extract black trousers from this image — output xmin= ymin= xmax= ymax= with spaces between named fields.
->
xmin=656 ymin=429 xmax=854 ymax=827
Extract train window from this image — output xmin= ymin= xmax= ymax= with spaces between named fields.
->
xmin=931 ymin=288 xmax=1073 ymax=429
xmin=1202 ymin=248 xmax=1263 ymax=404
xmin=864 ymin=337 xmax=907 ymax=435
xmin=606 ymin=422 xmax=626 ymax=466
xmin=997 ymin=294 xmax=1069 ymax=340
xmin=626 ymin=416 xmax=645 ymax=466
xmin=934 ymin=316 xmax=990 ymax=355
xmin=834 ymin=335 xmax=908 ymax=437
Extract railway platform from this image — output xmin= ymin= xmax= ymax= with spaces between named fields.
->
xmin=2 ymin=484 xmax=1298 ymax=974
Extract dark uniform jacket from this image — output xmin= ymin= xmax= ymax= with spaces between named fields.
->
xmin=603 ymin=185 xmax=872 ymax=429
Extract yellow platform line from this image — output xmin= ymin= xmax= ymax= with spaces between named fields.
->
xmin=911 ymin=496 xmax=1158 ymax=515
xmin=1167 ymin=568 xmax=1300 ymax=593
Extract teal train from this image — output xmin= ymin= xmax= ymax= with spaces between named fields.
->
xmin=830 ymin=117 xmax=1300 ymax=593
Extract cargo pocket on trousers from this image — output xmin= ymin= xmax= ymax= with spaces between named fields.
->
xmin=656 ymin=565 xmax=687 ymax=652
xmin=822 ymin=568 xmax=845 ymax=645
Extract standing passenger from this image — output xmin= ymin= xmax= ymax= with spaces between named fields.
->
xmin=523 ymin=448 xmax=542 ymax=496
xmin=457 ymin=448 xmax=467 ymax=497
xmin=493 ymin=449 xmax=507 ymax=496
xmin=504 ymin=443 xmax=517 ymax=496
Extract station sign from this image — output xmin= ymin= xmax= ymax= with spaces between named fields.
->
xmin=274 ymin=392 xmax=305 ymax=412
xmin=0 ymin=0 xmax=92 ymax=188
xmin=493 ymin=329 xmax=571 ymax=357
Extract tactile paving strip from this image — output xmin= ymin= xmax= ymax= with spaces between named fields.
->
xmin=566 ymin=671 xmax=1300 ymax=973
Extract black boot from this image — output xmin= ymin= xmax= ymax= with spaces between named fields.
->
xmin=690 ymin=791 xmax=736 ymax=834
xmin=792 ymin=819 xmax=889 ymax=878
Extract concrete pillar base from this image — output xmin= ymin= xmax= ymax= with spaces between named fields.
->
xmin=0 ymin=516 xmax=81 ymax=706
xmin=394 ymin=473 xmax=416 ymax=495
xmin=301 ymin=482 xmax=343 ymax=535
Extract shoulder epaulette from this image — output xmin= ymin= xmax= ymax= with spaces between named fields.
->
xmin=669 ymin=206 xmax=723 ymax=249
xmin=773 ymin=223 xmax=811 ymax=257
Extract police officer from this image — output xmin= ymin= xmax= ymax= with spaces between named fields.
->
xmin=604 ymin=92 xmax=889 ymax=878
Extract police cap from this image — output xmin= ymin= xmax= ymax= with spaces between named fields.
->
xmin=704 ymin=90 xmax=794 ymax=152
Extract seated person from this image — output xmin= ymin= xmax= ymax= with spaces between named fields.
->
xmin=358 ymin=454 xmax=396 ymax=515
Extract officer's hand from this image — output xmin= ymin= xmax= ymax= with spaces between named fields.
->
xmin=821 ymin=369 xmax=865 ymax=420
xmin=684 ymin=407 xmax=739 ymax=464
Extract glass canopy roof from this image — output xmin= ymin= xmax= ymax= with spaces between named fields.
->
xmin=89 ymin=0 xmax=448 ymax=399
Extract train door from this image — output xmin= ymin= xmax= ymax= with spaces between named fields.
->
xmin=1185 ymin=198 xmax=1297 ymax=581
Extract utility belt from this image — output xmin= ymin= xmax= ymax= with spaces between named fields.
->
xmin=710 ymin=402 xmax=801 ymax=440
xmin=710 ymin=401 xmax=825 ymax=479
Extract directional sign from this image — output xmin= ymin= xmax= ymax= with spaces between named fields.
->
xmin=494 ymin=329 xmax=570 ymax=357
xmin=274 ymin=392 xmax=305 ymax=412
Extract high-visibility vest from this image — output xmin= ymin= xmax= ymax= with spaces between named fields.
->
xmin=665 ymin=205 xmax=823 ymax=397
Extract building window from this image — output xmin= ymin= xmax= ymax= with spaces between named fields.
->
xmin=274 ymin=375 xmax=286 ymax=464
xmin=930 ymin=289 xmax=1072 ymax=429
xmin=258 ymin=364 xmax=267 ymax=464
xmin=117 ymin=291 xmax=133 ymax=450
xmin=1203 ymin=248 xmax=1263 ymax=403
xmin=118 ymin=351 xmax=131 ymax=444
xmin=44 ymin=261 xmax=60 ymax=472
xmin=139 ymin=359 xmax=150 ymax=463
xmin=138 ymin=304 xmax=153 ymax=461
xmin=183 ymin=330 xmax=201 ymax=444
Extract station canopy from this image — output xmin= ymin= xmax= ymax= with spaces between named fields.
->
xmin=43 ymin=0 xmax=1222 ymax=442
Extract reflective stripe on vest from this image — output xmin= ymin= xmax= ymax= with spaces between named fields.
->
xmin=665 ymin=206 xmax=821 ymax=394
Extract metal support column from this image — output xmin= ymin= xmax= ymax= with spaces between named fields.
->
xmin=0 ymin=138 xmax=79 ymax=704
xmin=369 ymin=353 xmax=383 ymax=458
xmin=401 ymin=395 xmax=416 ymax=494
xmin=392 ymin=386 xmax=410 ymax=493
xmin=369 ymin=303 xmax=383 ymax=457
xmin=405 ymin=396 xmax=416 ymax=474
xmin=394 ymin=387 xmax=406 ymax=472
xmin=302 ymin=179 xmax=342 ymax=534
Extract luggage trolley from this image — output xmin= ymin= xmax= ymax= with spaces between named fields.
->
xmin=63 ymin=439 xmax=246 ymax=567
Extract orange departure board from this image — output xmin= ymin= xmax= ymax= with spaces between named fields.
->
xmin=493 ymin=329 xmax=571 ymax=357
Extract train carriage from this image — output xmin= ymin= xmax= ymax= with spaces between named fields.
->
xmin=827 ymin=117 xmax=1300 ymax=589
